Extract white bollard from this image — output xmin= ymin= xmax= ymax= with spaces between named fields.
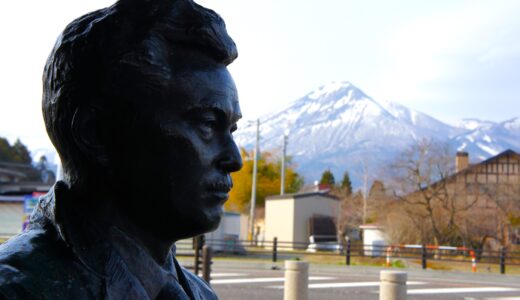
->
xmin=380 ymin=271 xmax=407 ymax=300
xmin=283 ymin=260 xmax=308 ymax=300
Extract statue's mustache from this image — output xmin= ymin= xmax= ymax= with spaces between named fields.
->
xmin=204 ymin=176 xmax=232 ymax=192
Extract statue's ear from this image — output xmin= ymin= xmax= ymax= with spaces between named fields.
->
xmin=71 ymin=104 xmax=109 ymax=166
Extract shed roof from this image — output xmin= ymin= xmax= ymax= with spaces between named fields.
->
xmin=266 ymin=191 xmax=339 ymax=201
xmin=429 ymin=149 xmax=519 ymax=189
xmin=454 ymin=149 xmax=519 ymax=176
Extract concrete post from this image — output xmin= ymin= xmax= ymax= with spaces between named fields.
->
xmin=283 ymin=261 xmax=308 ymax=300
xmin=380 ymin=271 xmax=407 ymax=300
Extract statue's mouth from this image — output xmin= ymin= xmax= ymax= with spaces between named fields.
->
xmin=206 ymin=176 xmax=232 ymax=193
xmin=203 ymin=178 xmax=232 ymax=205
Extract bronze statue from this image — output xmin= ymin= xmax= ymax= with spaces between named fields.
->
xmin=0 ymin=0 xmax=242 ymax=299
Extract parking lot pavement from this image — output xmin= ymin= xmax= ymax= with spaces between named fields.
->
xmin=182 ymin=260 xmax=520 ymax=300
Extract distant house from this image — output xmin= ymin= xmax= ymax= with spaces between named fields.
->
xmin=0 ymin=162 xmax=53 ymax=195
xmin=0 ymin=181 xmax=52 ymax=196
xmin=264 ymin=191 xmax=340 ymax=250
xmin=0 ymin=163 xmax=53 ymax=239
xmin=451 ymin=150 xmax=520 ymax=184
xmin=409 ymin=150 xmax=520 ymax=246
xmin=451 ymin=150 xmax=520 ymax=245
xmin=0 ymin=168 xmax=26 ymax=183
xmin=0 ymin=195 xmax=24 ymax=238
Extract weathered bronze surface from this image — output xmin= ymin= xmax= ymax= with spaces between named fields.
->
xmin=0 ymin=0 xmax=242 ymax=299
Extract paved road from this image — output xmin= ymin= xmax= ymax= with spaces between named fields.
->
xmin=178 ymin=259 xmax=520 ymax=300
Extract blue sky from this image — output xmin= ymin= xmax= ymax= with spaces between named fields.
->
xmin=0 ymin=0 xmax=519 ymax=154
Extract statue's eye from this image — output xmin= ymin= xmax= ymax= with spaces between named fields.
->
xmin=198 ymin=120 xmax=214 ymax=133
xmin=201 ymin=120 xmax=217 ymax=131
xmin=187 ymin=108 xmax=227 ymax=139
xmin=197 ymin=114 xmax=219 ymax=138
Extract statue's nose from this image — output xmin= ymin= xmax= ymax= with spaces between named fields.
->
xmin=217 ymin=141 xmax=242 ymax=173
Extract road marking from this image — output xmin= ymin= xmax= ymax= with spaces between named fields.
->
xmin=466 ymin=297 xmax=520 ymax=300
xmin=408 ymin=287 xmax=520 ymax=295
xmin=210 ymin=273 xmax=247 ymax=278
xmin=308 ymin=281 xmax=426 ymax=289
xmin=211 ymin=276 xmax=335 ymax=285
xmin=268 ymin=281 xmax=426 ymax=289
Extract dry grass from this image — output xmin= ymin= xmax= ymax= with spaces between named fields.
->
xmin=411 ymin=259 xmax=520 ymax=275
xmin=210 ymin=251 xmax=520 ymax=275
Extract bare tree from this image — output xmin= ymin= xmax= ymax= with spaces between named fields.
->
xmin=385 ymin=139 xmax=479 ymax=245
xmin=336 ymin=190 xmax=364 ymax=236
xmin=327 ymin=154 xmax=391 ymax=242
xmin=463 ymin=181 xmax=520 ymax=249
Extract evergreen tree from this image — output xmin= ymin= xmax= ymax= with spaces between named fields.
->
xmin=341 ymin=171 xmax=353 ymax=196
xmin=12 ymin=139 xmax=31 ymax=164
xmin=0 ymin=137 xmax=32 ymax=164
xmin=319 ymin=169 xmax=335 ymax=186
xmin=0 ymin=137 xmax=11 ymax=162
xmin=37 ymin=155 xmax=48 ymax=171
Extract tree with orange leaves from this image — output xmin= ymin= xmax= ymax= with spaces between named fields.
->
xmin=226 ymin=148 xmax=303 ymax=212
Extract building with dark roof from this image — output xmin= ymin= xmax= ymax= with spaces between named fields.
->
xmin=407 ymin=149 xmax=520 ymax=246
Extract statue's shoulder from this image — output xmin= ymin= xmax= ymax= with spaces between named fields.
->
xmin=177 ymin=263 xmax=219 ymax=300
xmin=0 ymin=261 xmax=35 ymax=299
xmin=0 ymin=228 xmax=54 ymax=298
xmin=0 ymin=227 xmax=98 ymax=299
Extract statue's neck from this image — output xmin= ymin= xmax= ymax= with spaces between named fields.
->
xmin=66 ymin=184 xmax=175 ymax=267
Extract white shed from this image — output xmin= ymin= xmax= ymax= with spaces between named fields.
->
xmin=264 ymin=192 xmax=340 ymax=250
xmin=204 ymin=212 xmax=244 ymax=251
xmin=0 ymin=196 xmax=24 ymax=239
xmin=359 ymin=224 xmax=387 ymax=256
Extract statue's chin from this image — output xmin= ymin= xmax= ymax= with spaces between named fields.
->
xmin=191 ymin=210 xmax=223 ymax=237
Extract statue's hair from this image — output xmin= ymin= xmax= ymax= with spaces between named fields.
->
xmin=42 ymin=0 xmax=237 ymax=184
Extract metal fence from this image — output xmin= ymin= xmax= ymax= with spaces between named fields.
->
xmin=176 ymin=237 xmax=520 ymax=275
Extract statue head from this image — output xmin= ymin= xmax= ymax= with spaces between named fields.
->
xmin=42 ymin=0 xmax=242 ymax=240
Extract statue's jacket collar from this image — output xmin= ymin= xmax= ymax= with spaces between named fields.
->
xmin=28 ymin=181 xmax=210 ymax=300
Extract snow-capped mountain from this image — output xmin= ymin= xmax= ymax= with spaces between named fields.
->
xmin=453 ymin=117 xmax=520 ymax=161
xmin=453 ymin=118 xmax=496 ymax=131
xmin=234 ymin=81 xmax=520 ymax=186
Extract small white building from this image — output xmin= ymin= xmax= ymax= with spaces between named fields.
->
xmin=176 ymin=212 xmax=247 ymax=252
xmin=0 ymin=196 xmax=24 ymax=239
xmin=265 ymin=192 xmax=340 ymax=250
xmin=359 ymin=224 xmax=387 ymax=256
xmin=204 ymin=212 xmax=244 ymax=251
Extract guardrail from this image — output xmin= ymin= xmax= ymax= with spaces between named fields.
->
xmin=176 ymin=237 xmax=520 ymax=275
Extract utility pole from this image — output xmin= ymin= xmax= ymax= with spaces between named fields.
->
xmin=361 ymin=160 xmax=369 ymax=225
xmin=249 ymin=119 xmax=260 ymax=242
xmin=280 ymin=131 xmax=288 ymax=195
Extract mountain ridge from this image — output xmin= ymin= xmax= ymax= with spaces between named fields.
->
xmin=234 ymin=82 xmax=520 ymax=186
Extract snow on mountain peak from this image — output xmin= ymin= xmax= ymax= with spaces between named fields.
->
xmin=454 ymin=118 xmax=495 ymax=131
xmin=307 ymin=81 xmax=354 ymax=100
xmin=234 ymin=81 xmax=519 ymax=185
xmin=503 ymin=117 xmax=520 ymax=130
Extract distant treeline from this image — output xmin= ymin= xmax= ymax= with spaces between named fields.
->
xmin=0 ymin=136 xmax=31 ymax=165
